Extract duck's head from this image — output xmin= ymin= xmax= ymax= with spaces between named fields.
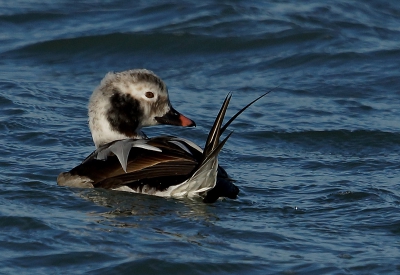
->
xmin=88 ymin=69 xmax=195 ymax=148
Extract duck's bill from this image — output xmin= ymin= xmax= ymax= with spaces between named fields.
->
xmin=155 ymin=107 xmax=196 ymax=127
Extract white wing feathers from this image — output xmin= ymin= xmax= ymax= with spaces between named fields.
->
xmin=95 ymin=139 xmax=162 ymax=172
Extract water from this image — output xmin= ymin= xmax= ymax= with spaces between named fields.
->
xmin=1 ymin=1 xmax=400 ymax=274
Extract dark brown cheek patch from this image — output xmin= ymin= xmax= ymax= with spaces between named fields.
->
xmin=107 ymin=91 xmax=142 ymax=137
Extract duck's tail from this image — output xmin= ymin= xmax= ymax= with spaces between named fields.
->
xmin=170 ymin=90 xmax=273 ymax=199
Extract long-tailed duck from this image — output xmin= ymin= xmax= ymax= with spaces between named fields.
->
xmin=57 ymin=69 xmax=269 ymax=203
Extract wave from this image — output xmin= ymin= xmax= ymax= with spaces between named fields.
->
xmin=0 ymin=12 xmax=65 ymax=23
xmin=246 ymin=129 xmax=400 ymax=148
xmin=7 ymin=29 xmax=400 ymax=68
xmin=3 ymin=0 xmax=400 ymax=61
xmin=6 ymin=31 xmax=305 ymax=55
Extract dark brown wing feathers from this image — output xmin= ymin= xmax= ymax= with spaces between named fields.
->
xmin=68 ymin=138 xmax=198 ymax=190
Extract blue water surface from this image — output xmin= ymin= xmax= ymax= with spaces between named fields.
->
xmin=1 ymin=1 xmax=400 ymax=274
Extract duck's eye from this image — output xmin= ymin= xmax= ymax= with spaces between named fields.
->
xmin=145 ymin=91 xmax=154 ymax=98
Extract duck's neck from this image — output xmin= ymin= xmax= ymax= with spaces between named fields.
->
xmin=90 ymin=121 xmax=145 ymax=148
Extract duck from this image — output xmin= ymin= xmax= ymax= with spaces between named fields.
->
xmin=57 ymin=69 xmax=269 ymax=203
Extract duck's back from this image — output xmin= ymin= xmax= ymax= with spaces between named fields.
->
xmin=58 ymin=136 xmax=239 ymax=202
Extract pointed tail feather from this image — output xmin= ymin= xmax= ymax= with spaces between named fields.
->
xmin=220 ymin=87 xmax=278 ymax=135
xmin=203 ymin=87 xmax=278 ymax=163
xmin=172 ymin=90 xmax=272 ymax=199
xmin=170 ymin=94 xmax=233 ymax=198
xmin=201 ymin=93 xmax=232 ymax=164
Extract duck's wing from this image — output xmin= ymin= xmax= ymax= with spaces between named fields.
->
xmin=57 ymin=137 xmax=202 ymax=195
